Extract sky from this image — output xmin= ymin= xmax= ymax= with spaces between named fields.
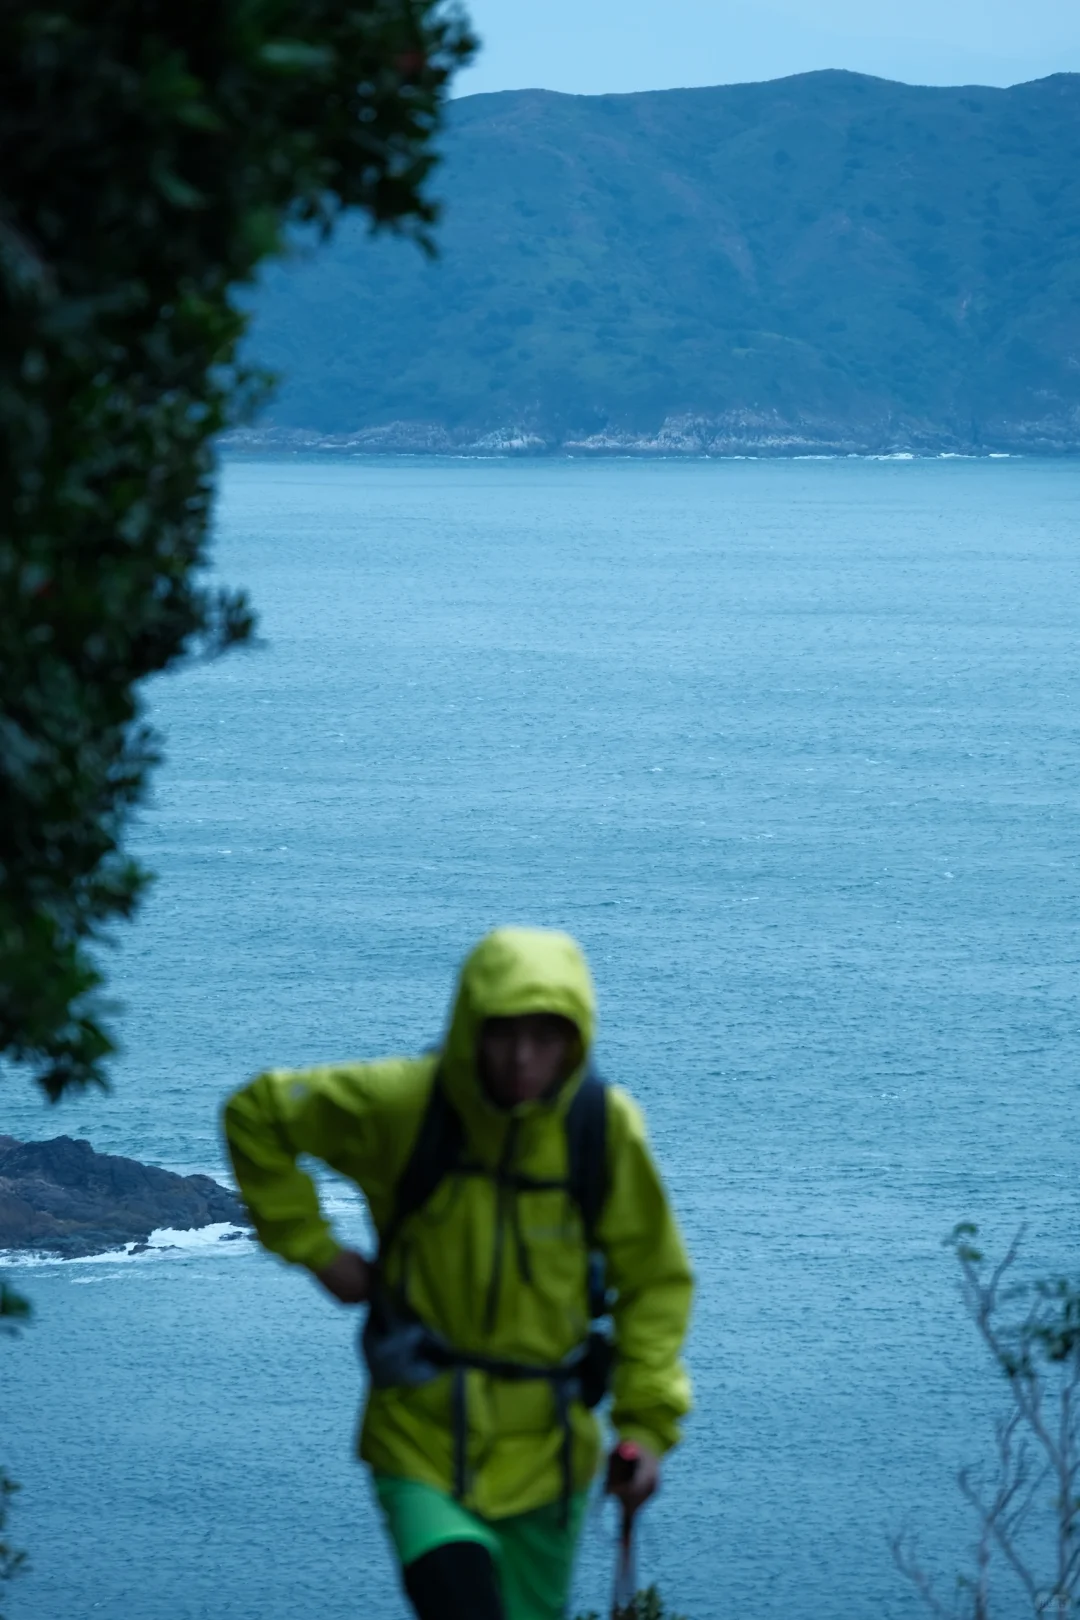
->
xmin=455 ymin=0 xmax=1080 ymax=98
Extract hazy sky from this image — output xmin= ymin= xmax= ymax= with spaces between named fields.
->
xmin=456 ymin=0 xmax=1080 ymax=97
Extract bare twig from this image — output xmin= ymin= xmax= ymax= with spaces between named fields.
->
xmin=894 ymin=1228 xmax=1080 ymax=1620
xmin=890 ymin=1530 xmax=957 ymax=1620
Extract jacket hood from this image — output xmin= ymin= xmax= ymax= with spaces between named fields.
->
xmin=440 ymin=927 xmax=596 ymax=1145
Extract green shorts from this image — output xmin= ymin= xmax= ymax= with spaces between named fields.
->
xmin=373 ymin=1475 xmax=588 ymax=1620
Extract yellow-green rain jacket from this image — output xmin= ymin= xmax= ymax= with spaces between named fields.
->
xmin=223 ymin=928 xmax=693 ymax=1520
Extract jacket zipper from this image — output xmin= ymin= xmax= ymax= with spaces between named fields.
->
xmin=483 ymin=1117 xmax=520 ymax=1335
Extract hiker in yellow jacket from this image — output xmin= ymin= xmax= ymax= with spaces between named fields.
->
xmin=224 ymin=927 xmax=692 ymax=1620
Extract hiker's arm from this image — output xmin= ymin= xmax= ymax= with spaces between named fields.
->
xmin=222 ymin=1064 xmax=384 ymax=1276
xmin=315 ymin=1246 xmax=372 ymax=1303
xmin=599 ymin=1091 xmax=694 ymax=1461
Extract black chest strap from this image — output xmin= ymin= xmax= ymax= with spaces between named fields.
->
xmin=382 ymin=1065 xmax=608 ymax=1256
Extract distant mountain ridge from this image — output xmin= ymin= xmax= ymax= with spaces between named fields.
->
xmin=238 ymin=70 xmax=1080 ymax=455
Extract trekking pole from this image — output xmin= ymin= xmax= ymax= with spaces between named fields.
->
xmin=606 ymin=1440 xmax=641 ymax=1620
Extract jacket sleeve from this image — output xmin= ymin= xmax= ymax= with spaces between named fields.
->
xmin=599 ymin=1089 xmax=694 ymax=1457
xmin=222 ymin=1063 xmax=390 ymax=1274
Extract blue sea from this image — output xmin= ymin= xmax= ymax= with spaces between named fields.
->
xmin=4 ymin=455 xmax=1080 ymax=1620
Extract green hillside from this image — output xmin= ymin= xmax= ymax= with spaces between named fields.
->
xmin=241 ymin=70 xmax=1080 ymax=454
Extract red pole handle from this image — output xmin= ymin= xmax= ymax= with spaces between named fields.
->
xmin=606 ymin=1439 xmax=641 ymax=1493
xmin=608 ymin=1442 xmax=641 ymax=1617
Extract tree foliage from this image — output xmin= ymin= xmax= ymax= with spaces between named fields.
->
xmin=0 ymin=0 xmax=475 ymax=1100
xmin=0 ymin=1283 xmax=30 ymax=1337
xmin=0 ymin=1286 xmax=30 ymax=1611
xmin=0 ymin=1469 xmax=27 ymax=1614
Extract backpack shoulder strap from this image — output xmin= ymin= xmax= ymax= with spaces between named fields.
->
xmin=565 ymin=1070 xmax=609 ymax=1244
xmin=382 ymin=1069 xmax=463 ymax=1256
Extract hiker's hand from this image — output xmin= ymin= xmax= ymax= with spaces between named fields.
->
xmin=607 ymin=1443 xmax=660 ymax=1514
xmin=315 ymin=1248 xmax=372 ymax=1305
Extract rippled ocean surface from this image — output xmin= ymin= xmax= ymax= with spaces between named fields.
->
xmin=5 ymin=456 xmax=1080 ymax=1620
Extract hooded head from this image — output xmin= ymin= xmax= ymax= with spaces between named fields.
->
xmin=440 ymin=928 xmax=596 ymax=1138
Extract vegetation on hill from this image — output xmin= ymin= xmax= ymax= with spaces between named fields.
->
xmin=245 ymin=71 xmax=1080 ymax=453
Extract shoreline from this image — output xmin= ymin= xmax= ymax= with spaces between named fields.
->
xmin=219 ymin=435 xmax=1079 ymax=462
xmin=220 ymin=442 xmax=1055 ymax=463
xmin=220 ymin=412 xmax=1080 ymax=460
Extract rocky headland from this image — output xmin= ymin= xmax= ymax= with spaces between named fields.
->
xmin=0 ymin=1135 xmax=251 ymax=1258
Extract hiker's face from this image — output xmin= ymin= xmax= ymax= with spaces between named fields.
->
xmin=478 ymin=1014 xmax=579 ymax=1108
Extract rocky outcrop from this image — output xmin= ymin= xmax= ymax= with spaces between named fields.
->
xmin=0 ymin=1135 xmax=251 ymax=1258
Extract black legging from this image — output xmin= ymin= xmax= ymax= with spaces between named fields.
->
xmin=404 ymin=1539 xmax=505 ymax=1620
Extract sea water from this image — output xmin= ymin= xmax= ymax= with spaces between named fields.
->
xmin=4 ymin=455 xmax=1080 ymax=1620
